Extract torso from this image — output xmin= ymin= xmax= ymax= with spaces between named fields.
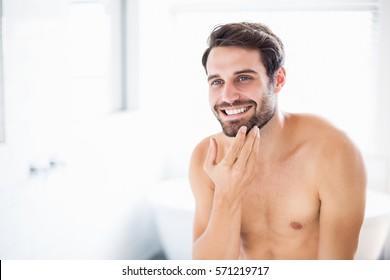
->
xmin=211 ymin=113 xmax=329 ymax=259
xmin=192 ymin=112 xmax=365 ymax=260
xmin=239 ymin=147 xmax=320 ymax=259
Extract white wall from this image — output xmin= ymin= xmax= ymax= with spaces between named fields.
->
xmin=377 ymin=0 xmax=390 ymax=260
xmin=0 ymin=0 xmax=163 ymax=259
xmin=376 ymin=0 xmax=390 ymax=187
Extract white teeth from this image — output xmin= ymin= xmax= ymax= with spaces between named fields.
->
xmin=225 ymin=107 xmax=249 ymax=116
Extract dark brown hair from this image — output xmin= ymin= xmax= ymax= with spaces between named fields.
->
xmin=202 ymin=22 xmax=285 ymax=83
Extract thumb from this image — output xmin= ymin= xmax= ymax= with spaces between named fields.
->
xmin=204 ymin=137 xmax=218 ymax=171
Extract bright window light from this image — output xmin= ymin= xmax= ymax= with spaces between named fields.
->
xmin=68 ymin=0 xmax=122 ymax=121
xmin=170 ymin=9 xmax=377 ymax=154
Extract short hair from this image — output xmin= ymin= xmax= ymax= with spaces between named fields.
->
xmin=202 ymin=22 xmax=285 ymax=83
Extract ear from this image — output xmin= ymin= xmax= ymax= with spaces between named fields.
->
xmin=273 ymin=66 xmax=286 ymax=94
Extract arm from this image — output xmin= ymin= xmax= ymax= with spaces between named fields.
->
xmin=317 ymin=135 xmax=366 ymax=259
xmin=189 ymin=126 xmax=260 ymax=259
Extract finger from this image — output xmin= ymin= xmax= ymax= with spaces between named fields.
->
xmin=204 ymin=137 xmax=218 ymax=171
xmin=245 ymin=126 xmax=260 ymax=168
xmin=223 ymin=126 xmax=247 ymax=165
xmin=235 ymin=126 xmax=259 ymax=166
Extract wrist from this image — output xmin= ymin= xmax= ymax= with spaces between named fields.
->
xmin=213 ymin=189 xmax=243 ymax=212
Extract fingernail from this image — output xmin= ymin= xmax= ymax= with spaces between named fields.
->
xmin=253 ymin=126 xmax=259 ymax=134
xmin=240 ymin=126 xmax=247 ymax=134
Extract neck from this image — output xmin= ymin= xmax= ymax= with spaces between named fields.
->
xmin=221 ymin=108 xmax=287 ymax=162
xmin=257 ymin=108 xmax=287 ymax=162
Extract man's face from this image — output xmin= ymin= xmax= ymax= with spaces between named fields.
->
xmin=206 ymin=46 xmax=276 ymax=137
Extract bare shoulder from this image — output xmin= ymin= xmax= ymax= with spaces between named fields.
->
xmin=190 ymin=132 xmax=226 ymax=168
xmin=189 ymin=133 xmax=221 ymax=193
xmin=288 ymin=113 xmax=360 ymax=153
xmin=288 ymin=113 xmax=366 ymax=194
xmin=189 ymin=134 xmax=215 ymax=174
xmin=189 ymin=134 xmax=218 ymax=236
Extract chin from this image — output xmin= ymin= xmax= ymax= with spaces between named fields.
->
xmin=221 ymin=121 xmax=255 ymax=137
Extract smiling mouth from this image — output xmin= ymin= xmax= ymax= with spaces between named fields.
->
xmin=221 ymin=105 xmax=252 ymax=116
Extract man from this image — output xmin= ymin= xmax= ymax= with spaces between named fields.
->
xmin=189 ymin=22 xmax=366 ymax=259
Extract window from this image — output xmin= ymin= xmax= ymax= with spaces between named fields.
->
xmin=0 ymin=0 xmax=4 ymax=143
xmin=167 ymin=0 xmax=379 ymax=154
xmin=68 ymin=0 xmax=125 ymax=121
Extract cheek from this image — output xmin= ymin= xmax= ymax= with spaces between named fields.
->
xmin=209 ymin=90 xmax=219 ymax=106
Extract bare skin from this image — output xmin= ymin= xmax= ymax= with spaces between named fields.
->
xmin=189 ymin=46 xmax=366 ymax=259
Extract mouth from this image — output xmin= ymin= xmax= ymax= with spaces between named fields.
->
xmin=223 ymin=106 xmax=251 ymax=116
xmin=220 ymin=105 xmax=253 ymax=117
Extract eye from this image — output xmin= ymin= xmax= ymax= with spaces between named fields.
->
xmin=237 ymin=75 xmax=252 ymax=82
xmin=210 ymin=79 xmax=224 ymax=86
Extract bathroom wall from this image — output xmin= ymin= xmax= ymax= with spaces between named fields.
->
xmin=376 ymin=0 xmax=390 ymax=259
xmin=0 ymin=0 xmax=164 ymax=259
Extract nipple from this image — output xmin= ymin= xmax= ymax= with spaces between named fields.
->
xmin=290 ymin=221 xmax=303 ymax=230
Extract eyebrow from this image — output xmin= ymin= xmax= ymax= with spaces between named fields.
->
xmin=207 ymin=69 xmax=259 ymax=82
xmin=234 ymin=69 xmax=259 ymax=76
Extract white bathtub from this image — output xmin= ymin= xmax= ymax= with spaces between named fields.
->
xmin=148 ymin=178 xmax=195 ymax=260
xmin=148 ymin=178 xmax=390 ymax=260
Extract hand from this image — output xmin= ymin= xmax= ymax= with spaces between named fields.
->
xmin=203 ymin=126 xmax=260 ymax=202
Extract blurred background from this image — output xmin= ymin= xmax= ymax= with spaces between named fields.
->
xmin=0 ymin=0 xmax=390 ymax=259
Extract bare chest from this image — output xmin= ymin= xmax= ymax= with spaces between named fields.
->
xmin=240 ymin=163 xmax=320 ymax=237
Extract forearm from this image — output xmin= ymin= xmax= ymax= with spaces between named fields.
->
xmin=192 ymin=126 xmax=259 ymax=259
xmin=192 ymin=197 xmax=242 ymax=260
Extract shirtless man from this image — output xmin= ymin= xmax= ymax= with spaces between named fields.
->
xmin=189 ymin=22 xmax=366 ymax=259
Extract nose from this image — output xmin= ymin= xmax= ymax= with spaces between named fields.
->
xmin=220 ymin=81 xmax=239 ymax=104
